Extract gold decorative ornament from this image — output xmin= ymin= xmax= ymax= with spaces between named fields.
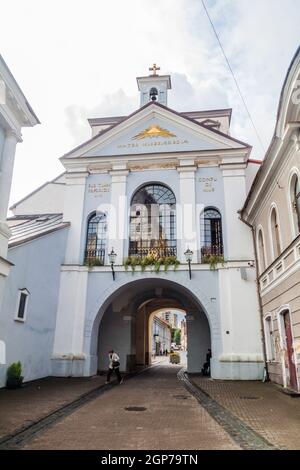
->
xmin=132 ymin=124 xmax=176 ymax=140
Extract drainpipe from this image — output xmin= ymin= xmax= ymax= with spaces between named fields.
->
xmin=239 ymin=213 xmax=269 ymax=381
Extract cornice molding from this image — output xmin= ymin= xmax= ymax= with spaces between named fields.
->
xmin=244 ymin=129 xmax=298 ymax=221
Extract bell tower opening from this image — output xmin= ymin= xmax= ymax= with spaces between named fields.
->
xmin=136 ymin=63 xmax=171 ymax=107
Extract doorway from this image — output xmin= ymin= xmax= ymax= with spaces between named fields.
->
xmin=283 ymin=310 xmax=298 ymax=390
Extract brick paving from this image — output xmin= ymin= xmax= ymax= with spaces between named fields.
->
xmin=23 ymin=366 xmax=238 ymax=450
xmin=0 ymin=375 xmax=106 ymax=439
xmin=1 ymin=366 xmax=300 ymax=450
xmin=191 ymin=375 xmax=300 ymax=450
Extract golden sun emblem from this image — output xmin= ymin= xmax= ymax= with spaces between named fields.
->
xmin=132 ymin=125 xmax=176 ymax=140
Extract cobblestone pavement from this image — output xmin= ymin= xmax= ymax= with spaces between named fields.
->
xmin=23 ymin=366 xmax=239 ymax=450
xmin=192 ymin=376 xmax=300 ymax=450
xmin=0 ymin=375 xmax=106 ymax=439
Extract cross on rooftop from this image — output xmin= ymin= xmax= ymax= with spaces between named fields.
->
xmin=149 ymin=63 xmax=160 ymax=76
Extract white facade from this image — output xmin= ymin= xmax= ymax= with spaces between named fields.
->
xmin=0 ymin=56 xmax=39 ymax=374
xmin=0 ymin=69 xmax=264 ymax=386
xmin=0 ymin=56 xmax=39 ymax=281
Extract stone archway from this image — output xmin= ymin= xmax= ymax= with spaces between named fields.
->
xmin=93 ymin=277 xmax=212 ymax=375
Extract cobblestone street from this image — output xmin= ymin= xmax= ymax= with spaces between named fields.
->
xmin=1 ymin=364 xmax=300 ymax=450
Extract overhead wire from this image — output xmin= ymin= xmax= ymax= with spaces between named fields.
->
xmin=201 ymin=0 xmax=266 ymax=153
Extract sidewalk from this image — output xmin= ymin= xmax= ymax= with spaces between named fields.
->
xmin=191 ymin=375 xmax=300 ymax=450
xmin=0 ymin=375 xmax=107 ymax=439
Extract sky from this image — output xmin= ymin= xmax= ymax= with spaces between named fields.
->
xmin=1 ymin=0 xmax=299 ymax=208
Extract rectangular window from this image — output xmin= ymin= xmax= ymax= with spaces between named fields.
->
xmin=15 ymin=290 xmax=29 ymax=322
xmin=17 ymin=293 xmax=27 ymax=319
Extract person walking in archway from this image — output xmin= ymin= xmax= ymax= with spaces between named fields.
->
xmin=201 ymin=349 xmax=212 ymax=376
xmin=105 ymin=349 xmax=123 ymax=384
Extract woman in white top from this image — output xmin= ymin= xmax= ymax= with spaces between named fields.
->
xmin=106 ymin=349 xmax=123 ymax=384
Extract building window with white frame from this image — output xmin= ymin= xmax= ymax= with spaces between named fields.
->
xmin=84 ymin=212 xmax=107 ymax=265
xmin=270 ymin=207 xmax=281 ymax=260
xmin=15 ymin=288 xmax=30 ymax=322
xmin=291 ymin=174 xmax=300 ymax=234
xmin=200 ymin=207 xmax=223 ymax=258
xmin=129 ymin=183 xmax=176 ymax=258
xmin=257 ymin=228 xmax=266 ymax=274
xmin=264 ymin=315 xmax=275 ymax=362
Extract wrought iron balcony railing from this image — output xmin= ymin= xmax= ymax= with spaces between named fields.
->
xmin=84 ymin=248 xmax=105 ymax=265
xmin=201 ymin=244 xmax=223 ymax=257
xmin=128 ymin=245 xmax=177 ymax=259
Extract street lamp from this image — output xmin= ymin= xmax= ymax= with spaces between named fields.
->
xmin=108 ymin=248 xmax=117 ymax=281
xmin=184 ymin=247 xmax=193 ymax=280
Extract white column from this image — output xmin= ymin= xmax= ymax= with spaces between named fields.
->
xmin=63 ymin=171 xmax=89 ymax=265
xmin=221 ymin=166 xmax=254 ymax=260
xmin=52 ymin=268 xmax=88 ymax=376
xmin=0 ymin=130 xmax=19 ymax=266
xmin=177 ymin=165 xmax=198 ymax=263
xmin=107 ymin=168 xmax=129 ymax=265
xmin=0 ymin=130 xmax=18 ymax=221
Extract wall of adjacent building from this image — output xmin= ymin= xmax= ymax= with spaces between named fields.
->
xmin=252 ymin=145 xmax=300 ymax=389
xmin=0 ymin=228 xmax=68 ymax=387
xmin=261 ymin=270 xmax=300 ymax=386
xmin=254 ymin=148 xmax=300 ymax=270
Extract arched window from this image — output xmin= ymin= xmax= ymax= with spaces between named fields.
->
xmin=85 ymin=212 xmax=107 ymax=265
xmin=200 ymin=208 xmax=223 ymax=257
xmin=270 ymin=207 xmax=281 ymax=259
xmin=129 ymin=184 xmax=176 ymax=258
xmin=291 ymin=174 xmax=300 ymax=234
xmin=257 ymin=229 xmax=266 ymax=274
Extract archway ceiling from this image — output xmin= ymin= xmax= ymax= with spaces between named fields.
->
xmin=109 ymin=278 xmax=202 ymax=314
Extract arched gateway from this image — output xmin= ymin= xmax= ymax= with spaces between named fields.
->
xmin=94 ymin=278 xmax=211 ymax=374
xmin=82 ymin=275 xmax=220 ymax=378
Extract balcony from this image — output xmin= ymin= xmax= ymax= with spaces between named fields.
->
xmin=128 ymin=246 xmax=177 ymax=258
xmin=259 ymin=235 xmax=300 ymax=293
xmin=84 ymin=248 xmax=105 ymax=266
xmin=126 ymin=244 xmax=178 ymax=273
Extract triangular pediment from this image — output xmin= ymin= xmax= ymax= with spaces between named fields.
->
xmin=63 ymin=102 xmax=249 ymax=159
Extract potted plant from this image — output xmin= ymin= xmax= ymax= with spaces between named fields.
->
xmin=169 ymin=352 xmax=180 ymax=364
xmin=6 ymin=361 xmax=23 ymax=389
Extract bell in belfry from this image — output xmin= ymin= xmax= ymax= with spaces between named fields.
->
xmin=149 ymin=87 xmax=158 ymax=101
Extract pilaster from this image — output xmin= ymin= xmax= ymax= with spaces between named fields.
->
xmin=0 ymin=130 xmax=18 ymax=221
xmin=177 ymin=164 xmax=198 ymax=263
xmin=63 ymin=171 xmax=89 ymax=264
xmin=221 ymin=164 xmax=254 ymax=260
xmin=107 ymin=166 xmax=129 ymax=265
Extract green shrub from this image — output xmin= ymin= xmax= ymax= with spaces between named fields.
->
xmin=84 ymin=258 xmax=104 ymax=267
xmin=124 ymin=254 xmax=180 ymax=273
xmin=6 ymin=361 xmax=24 ymax=389
xmin=201 ymin=254 xmax=225 ymax=271
xmin=7 ymin=361 xmax=22 ymax=380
